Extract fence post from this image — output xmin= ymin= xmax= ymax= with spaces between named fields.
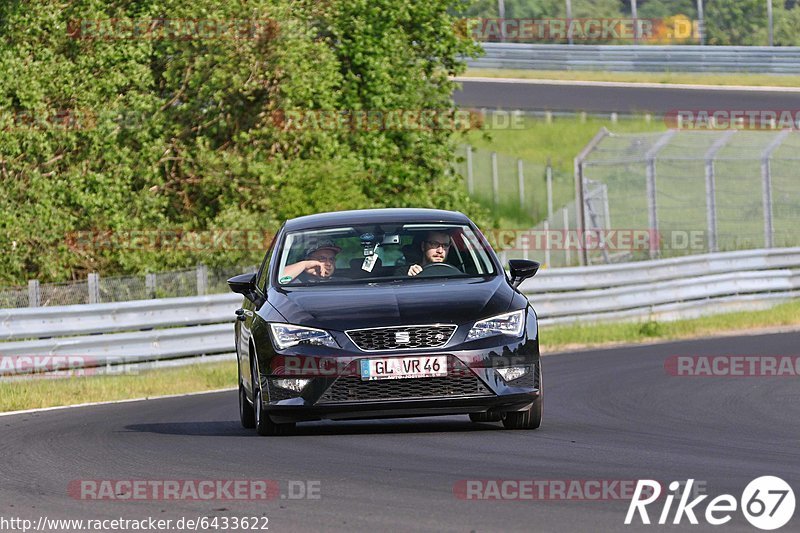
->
xmin=196 ymin=264 xmax=208 ymax=296
xmin=761 ymin=130 xmax=791 ymax=249
xmin=546 ymin=158 xmax=553 ymax=221
xmin=145 ymin=273 xmax=156 ymax=298
xmin=543 ymin=220 xmax=550 ymax=266
xmin=563 ymin=207 xmax=571 ymax=266
xmin=517 ymin=159 xmax=525 ymax=211
xmin=704 ymin=131 xmax=736 ymax=253
xmin=574 ymin=128 xmax=611 ymax=266
xmin=28 ymin=280 xmax=40 ymax=307
xmin=491 ymin=151 xmax=499 ymax=209
xmin=644 ymin=130 xmax=677 ymax=260
xmin=88 ymin=273 xmax=100 ymax=304
xmin=466 ymin=144 xmax=474 ymax=195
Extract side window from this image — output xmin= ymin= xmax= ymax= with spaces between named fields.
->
xmin=256 ymin=232 xmax=278 ymax=293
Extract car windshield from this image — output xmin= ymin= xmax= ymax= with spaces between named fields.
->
xmin=274 ymin=223 xmax=497 ymax=286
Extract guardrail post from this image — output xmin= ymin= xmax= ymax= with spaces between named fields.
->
xmin=28 ymin=280 xmax=40 ymax=307
xmin=761 ymin=130 xmax=791 ymax=249
xmin=466 ymin=145 xmax=474 ymax=195
xmin=491 ymin=151 xmax=499 ymax=209
xmin=145 ymin=273 xmax=156 ymax=298
xmin=88 ymin=273 xmax=100 ymax=304
xmin=196 ymin=264 xmax=208 ymax=296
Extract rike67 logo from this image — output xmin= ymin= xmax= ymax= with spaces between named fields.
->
xmin=626 ymin=477 xmax=795 ymax=530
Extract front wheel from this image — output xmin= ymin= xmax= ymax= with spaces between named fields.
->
xmin=252 ymin=361 xmax=295 ymax=436
xmin=239 ymin=382 xmax=255 ymax=429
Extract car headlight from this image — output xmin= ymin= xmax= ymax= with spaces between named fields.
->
xmin=466 ymin=310 xmax=525 ymax=342
xmin=269 ymin=323 xmax=339 ymax=350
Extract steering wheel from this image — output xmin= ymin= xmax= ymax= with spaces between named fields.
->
xmin=416 ymin=262 xmax=463 ymax=278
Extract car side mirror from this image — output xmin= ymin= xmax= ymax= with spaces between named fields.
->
xmin=227 ymin=272 xmax=258 ymax=301
xmin=508 ymin=259 xmax=540 ymax=288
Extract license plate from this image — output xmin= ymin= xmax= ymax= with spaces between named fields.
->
xmin=360 ymin=356 xmax=447 ymax=381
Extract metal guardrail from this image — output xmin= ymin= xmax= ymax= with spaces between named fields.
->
xmin=1 ymin=248 xmax=798 ymax=374
xmin=523 ymin=248 xmax=800 ymax=325
xmin=468 ymin=43 xmax=800 ymax=73
xmin=0 ymin=293 xmax=242 ymax=341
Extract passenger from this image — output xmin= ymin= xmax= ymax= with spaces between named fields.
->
xmin=280 ymin=239 xmax=341 ymax=283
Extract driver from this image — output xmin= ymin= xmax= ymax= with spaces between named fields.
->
xmin=280 ymin=239 xmax=341 ymax=283
xmin=406 ymin=230 xmax=452 ymax=276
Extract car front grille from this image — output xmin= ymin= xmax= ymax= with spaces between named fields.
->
xmin=316 ymin=356 xmax=492 ymax=404
xmin=345 ymin=324 xmax=457 ymax=351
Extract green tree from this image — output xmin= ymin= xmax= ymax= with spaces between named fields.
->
xmin=705 ymin=0 xmax=768 ymax=45
xmin=0 ymin=0 xmax=485 ymax=284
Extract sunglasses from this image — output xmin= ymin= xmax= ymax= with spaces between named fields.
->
xmin=424 ymin=240 xmax=451 ymax=250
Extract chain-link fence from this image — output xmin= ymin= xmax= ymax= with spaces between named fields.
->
xmin=456 ymin=144 xmax=573 ymax=226
xmin=577 ymin=129 xmax=800 ymax=265
xmin=0 ymin=264 xmax=258 ymax=309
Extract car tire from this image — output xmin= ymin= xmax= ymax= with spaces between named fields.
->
xmin=502 ymin=395 xmax=542 ymax=430
xmin=469 ymin=412 xmax=502 ymax=423
xmin=252 ymin=359 xmax=295 ymax=436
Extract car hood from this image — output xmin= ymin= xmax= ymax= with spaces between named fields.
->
xmin=267 ymin=276 xmax=518 ymax=331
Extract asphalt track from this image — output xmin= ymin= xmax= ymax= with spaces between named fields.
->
xmin=1 ymin=331 xmax=798 ymax=532
xmin=453 ymin=78 xmax=800 ymax=114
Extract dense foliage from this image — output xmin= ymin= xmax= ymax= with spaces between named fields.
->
xmin=0 ymin=0 xmax=486 ymax=283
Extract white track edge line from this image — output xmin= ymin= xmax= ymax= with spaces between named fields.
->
xmin=0 ymin=387 xmax=237 ymax=418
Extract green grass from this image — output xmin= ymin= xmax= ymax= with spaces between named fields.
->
xmin=464 ymin=68 xmax=800 ymax=88
xmin=0 ymin=360 xmax=236 ymax=413
xmin=458 ymin=114 xmax=666 ymax=227
xmin=1 ymin=300 xmax=798 ymax=413
xmin=540 ymin=299 xmax=800 ymax=352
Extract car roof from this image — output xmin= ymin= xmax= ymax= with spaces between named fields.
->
xmin=284 ymin=208 xmax=472 ymax=232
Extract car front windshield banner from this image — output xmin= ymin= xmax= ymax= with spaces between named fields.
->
xmin=275 ymin=223 xmax=497 ymax=286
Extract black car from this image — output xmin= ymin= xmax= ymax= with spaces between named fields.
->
xmin=228 ymin=208 xmax=542 ymax=435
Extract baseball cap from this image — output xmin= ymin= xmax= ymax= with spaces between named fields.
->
xmin=303 ymin=238 xmax=341 ymax=257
